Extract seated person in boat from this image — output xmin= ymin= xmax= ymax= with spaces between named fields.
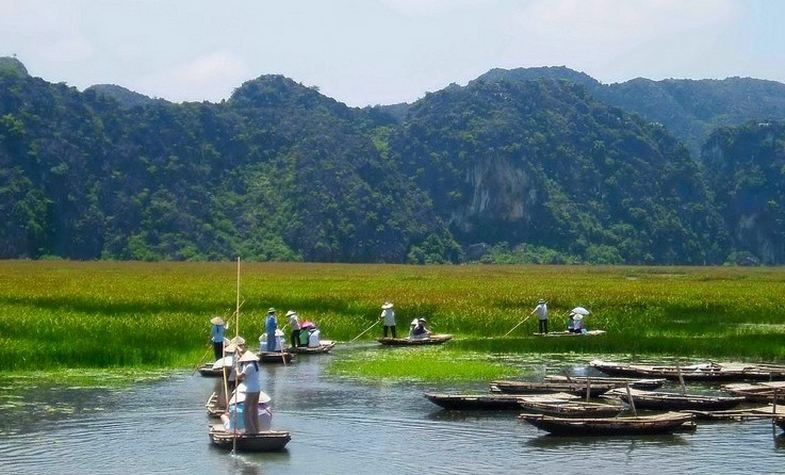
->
xmin=572 ymin=315 xmax=586 ymax=334
xmin=408 ymin=318 xmax=419 ymax=337
xmin=567 ymin=312 xmax=576 ymax=332
xmin=258 ymin=330 xmax=285 ymax=352
xmin=410 ymin=318 xmax=432 ymax=339
xmin=308 ymin=326 xmax=322 ymax=348
xmin=221 ymin=390 xmax=273 ymax=432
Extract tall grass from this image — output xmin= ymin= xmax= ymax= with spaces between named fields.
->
xmin=1 ymin=261 xmax=784 ymax=374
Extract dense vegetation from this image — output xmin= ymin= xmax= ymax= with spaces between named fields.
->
xmin=1 ymin=261 xmax=784 ymax=376
xmin=1 ymin=57 xmax=785 ymax=263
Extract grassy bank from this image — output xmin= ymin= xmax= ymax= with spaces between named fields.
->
xmin=1 ymin=261 xmax=784 ymax=379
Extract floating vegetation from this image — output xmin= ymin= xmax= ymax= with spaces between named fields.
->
xmin=1 ymin=261 xmax=784 ymax=384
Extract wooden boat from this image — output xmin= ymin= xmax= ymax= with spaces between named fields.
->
xmin=684 ymin=405 xmax=785 ymax=420
xmin=424 ymin=392 xmax=528 ymax=410
xmin=259 ymin=351 xmax=294 ymax=364
xmin=288 ymin=340 xmax=337 ymax=354
xmin=378 ymin=334 xmax=453 ymax=346
xmin=208 ymin=424 xmax=291 ymax=451
xmin=205 ymin=392 xmax=224 ymax=418
xmin=490 ymin=380 xmax=618 ymax=397
xmin=533 ymin=330 xmax=606 ymax=337
xmin=198 ymin=363 xmax=223 ymax=377
xmin=544 ymin=375 xmax=665 ymax=390
xmin=518 ymin=411 xmax=695 ymax=436
xmin=590 ymin=360 xmax=785 ymax=382
xmin=518 ymin=399 xmax=624 ymax=418
xmin=604 ymin=387 xmax=744 ymax=411
xmin=721 ymin=382 xmax=785 ymax=403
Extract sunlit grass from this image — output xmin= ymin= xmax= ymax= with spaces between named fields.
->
xmin=1 ymin=260 xmax=785 ymax=381
xmin=329 ymin=347 xmax=525 ymax=382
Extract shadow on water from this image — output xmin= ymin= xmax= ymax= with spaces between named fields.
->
xmin=524 ymin=433 xmax=689 ymax=449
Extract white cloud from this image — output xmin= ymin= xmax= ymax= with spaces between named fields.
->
xmin=137 ymin=51 xmax=250 ymax=102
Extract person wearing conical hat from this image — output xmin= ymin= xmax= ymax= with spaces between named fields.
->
xmin=286 ymin=310 xmax=301 ymax=348
xmin=210 ymin=316 xmax=228 ymax=360
xmin=238 ymin=351 xmax=261 ymax=433
xmin=531 ymin=299 xmax=548 ymax=334
xmin=265 ymin=308 xmax=278 ymax=354
xmin=380 ymin=302 xmax=396 ymax=338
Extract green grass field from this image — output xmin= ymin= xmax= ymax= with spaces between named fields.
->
xmin=1 ymin=261 xmax=784 ymax=381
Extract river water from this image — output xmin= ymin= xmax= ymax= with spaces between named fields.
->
xmin=1 ymin=347 xmax=784 ymax=474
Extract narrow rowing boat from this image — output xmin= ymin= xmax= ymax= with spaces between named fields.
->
xmin=518 ymin=400 xmax=624 ymax=418
xmin=590 ymin=360 xmax=785 ymax=382
xmin=721 ymin=382 xmax=785 ymax=403
xmin=490 ymin=380 xmax=618 ymax=397
xmin=424 ymin=393 xmax=527 ymax=410
xmin=198 ymin=363 xmax=223 ymax=377
xmin=208 ymin=425 xmax=291 ymax=451
xmin=288 ymin=340 xmax=337 ymax=354
xmin=259 ymin=352 xmax=294 ymax=364
xmin=544 ymin=375 xmax=665 ymax=390
xmin=533 ymin=330 xmax=606 ymax=337
xmin=518 ymin=411 xmax=695 ymax=436
xmin=683 ymin=405 xmax=785 ymax=420
xmin=378 ymin=334 xmax=453 ymax=346
xmin=604 ymin=387 xmax=744 ymax=411
xmin=424 ymin=392 xmax=578 ymax=410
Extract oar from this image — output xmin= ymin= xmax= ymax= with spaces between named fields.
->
xmin=350 ymin=320 xmax=380 ymax=342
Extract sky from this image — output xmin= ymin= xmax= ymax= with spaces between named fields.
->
xmin=1 ymin=0 xmax=783 ymax=107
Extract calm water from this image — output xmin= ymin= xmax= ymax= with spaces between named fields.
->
xmin=1 ymin=348 xmax=784 ymax=474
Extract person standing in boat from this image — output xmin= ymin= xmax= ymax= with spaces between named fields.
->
xmin=532 ymin=299 xmax=548 ymax=334
xmin=265 ymin=308 xmax=278 ymax=353
xmin=210 ymin=316 xmax=228 ymax=360
xmin=286 ymin=310 xmax=301 ymax=348
xmin=238 ymin=351 xmax=261 ymax=433
xmin=380 ymin=302 xmax=396 ymax=338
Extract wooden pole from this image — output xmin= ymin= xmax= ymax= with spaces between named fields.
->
xmin=586 ymin=376 xmax=591 ymax=403
xmin=504 ymin=314 xmax=533 ymax=337
xmin=675 ymin=360 xmax=687 ymax=395
xmin=232 ymin=257 xmax=240 ymax=455
xmin=626 ymin=383 xmax=637 ymax=416
xmin=192 ymin=345 xmax=213 ymax=375
xmin=350 ymin=320 xmax=380 ymax=342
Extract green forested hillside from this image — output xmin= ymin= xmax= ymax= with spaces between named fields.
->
xmin=0 ymin=57 xmax=783 ymax=264
xmin=478 ymin=67 xmax=785 ymax=155
xmin=702 ymin=122 xmax=785 ymax=264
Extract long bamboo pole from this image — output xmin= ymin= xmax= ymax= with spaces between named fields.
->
xmin=350 ymin=320 xmax=380 ymax=342
xmin=232 ymin=257 xmax=240 ymax=454
xmin=504 ymin=314 xmax=533 ymax=337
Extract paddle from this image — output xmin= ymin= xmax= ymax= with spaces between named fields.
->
xmin=503 ymin=313 xmax=534 ymax=337
xmin=349 ymin=320 xmax=380 ymax=343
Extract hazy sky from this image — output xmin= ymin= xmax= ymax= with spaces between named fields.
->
xmin=1 ymin=0 xmax=783 ymax=107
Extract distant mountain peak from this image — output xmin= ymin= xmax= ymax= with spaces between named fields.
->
xmin=0 ymin=56 xmax=29 ymax=77
xmin=85 ymin=84 xmax=162 ymax=109
xmin=473 ymin=66 xmax=600 ymax=89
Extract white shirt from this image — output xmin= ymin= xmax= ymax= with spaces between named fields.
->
xmin=381 ymin=308 xmax=395 ymax=326
xmin=241 ymin=362 xmax=261 ymax=393
xmin=308 ymin=329 xmax=321 ymax=347
xmin=534 ymin=303 xmax=548 ymax=320
xmin=288 ymin=314 xmax=300 ymax=329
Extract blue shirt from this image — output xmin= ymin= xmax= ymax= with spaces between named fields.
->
xmin=211 ymin=324 xmax=226 ymax=343
xmin=266 ymin=314 xmax=277 ymax=334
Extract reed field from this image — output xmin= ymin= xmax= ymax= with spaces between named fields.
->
xmin=1 ymin=260 xmax=785 ymax=381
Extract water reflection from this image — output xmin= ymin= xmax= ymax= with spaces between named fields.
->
xmin=1 ymin=350 xmax=784 ymax=474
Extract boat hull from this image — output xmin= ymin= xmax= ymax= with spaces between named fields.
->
xmin=378 ymin=334 xmax=453 ymax=346
xmin=491 ymin=380 xmax=617 ymax=397
xmin=607 ymin=388 xmax=744 ymax=411
xmin=519 ymin=412 xmax=694 ymax=436
xmin=424 ymin=393 xmax=525 ymax=410
xmin=208 ymin=426 xmax=291 ymax=451
xmin=289 ymin=341 xmax=337 ymax=354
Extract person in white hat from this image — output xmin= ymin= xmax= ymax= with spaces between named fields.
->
xmin=531 ymin=299 xmax=548 ymax=334
xmin=209 ymin=316 xmax=227 ymax=360
xmin=265 ymin=308 xmax=278 ymax=354
xmin=380 ymin=302 xmax=396 ymax=338
xmin=238 ymin=351 xmax=261 ymax=433
xmin=286 ymin=310 xmax=301 ymax=348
